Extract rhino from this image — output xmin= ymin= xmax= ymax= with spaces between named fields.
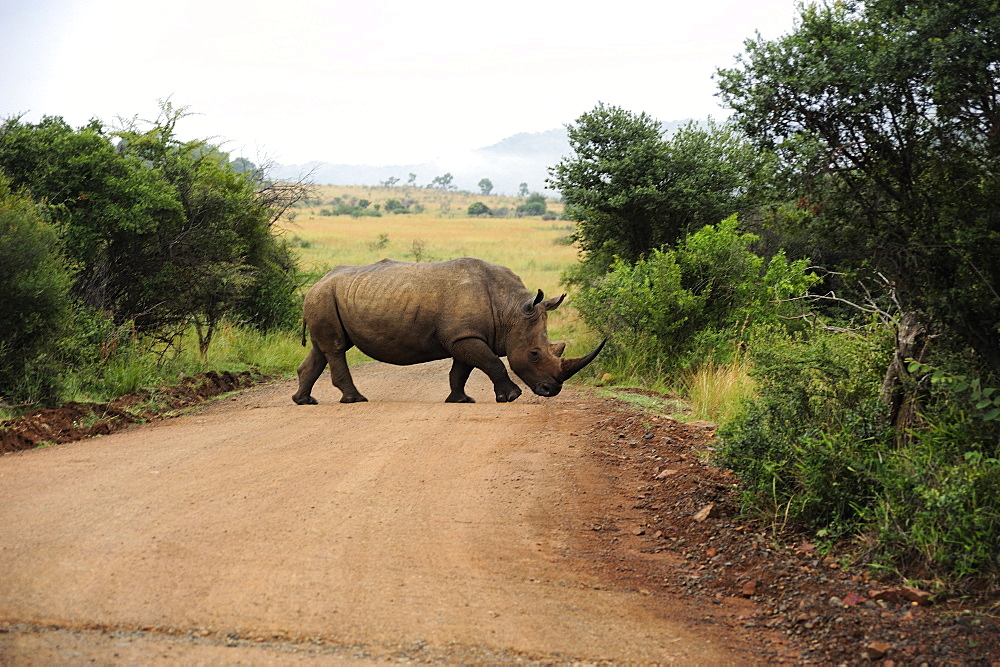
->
xmin=292 ymin=257 xmax=605 ymax=404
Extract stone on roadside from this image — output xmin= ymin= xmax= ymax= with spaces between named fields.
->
xmin=692 ymin=503 xmax=715 ymax=523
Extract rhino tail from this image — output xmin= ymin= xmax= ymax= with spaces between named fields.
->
xmin=300 ymin=319 xmax=307 ymax=346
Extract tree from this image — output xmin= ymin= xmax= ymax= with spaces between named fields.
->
xmin=380 ymin=176 xmax=400 ymax=187
xmin=478 ymin=178 xmax=493 ymax=196
xmin=0 ymin=114 xmax=186 ymax=322
xmin=429 ymin=173 xmax=455 ymax=190
xmin=407 ymin=173 xmax=417 ymax=187
xmin=0 ymin=102 xmax=302 ymax=358
xmin=467 ymin=201 xmax=491 ymax=216
xmin=516 ymin=192 xmax=547 ymax=217
xmin=548 ymin=103 xmax=761 ymax=266
xmin=717 ymin=0 xmax=1000 ymax=378
xmin=0 ymin=173 xmax=78 ymax=404
xmin=517 ymin=182 xmax=529 ymax=198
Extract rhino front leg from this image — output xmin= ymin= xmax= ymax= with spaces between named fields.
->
xmin=450 ymin=338 xmax=522 ymax=403
xmin=446 ymin=359 xmax=476 ymax=403
xmin=293 ymin=344 xmax=326 ymax=404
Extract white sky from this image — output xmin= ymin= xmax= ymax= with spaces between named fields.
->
xmin=1 ymin=0 xmax=799 ymax=166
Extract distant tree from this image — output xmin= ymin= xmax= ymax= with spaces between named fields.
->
xmin=516 ymin=192 xmax=547 ymax=217
xmin=478 ymin=178 xmax=494 ymax=196
xmin=357 ymin=198 xmax=371 ymax=209
xmin=380 ymin=176 xmax=400 ymax=187
xmin=429 ymin=173 xmax=455 ymax=190
xmin=517 ymin=182 xmax=529 ymax=198
xmin=468 ymin=201 xmax=491 ymax=216
xmin=229 ymin=156 xmax=258 ymax=177
xmin=407 ymin=172 xmax=417 ymax=187
xmin=385 ymin=198 xmax=407 ymax=213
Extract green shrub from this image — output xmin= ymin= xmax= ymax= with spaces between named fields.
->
xmin=718 ymin=324 xmax=892 ymax=531
xmin=572 ymin=215 xmax=818 ymax=372
xmin=0 ymin=175 xmax=78 ymax=405
xmin=467 ymin=201 xmax=491 ymax=216
xmin=720 ymin=324 xmax=1000 ymax=583
xmin=516 ymin=192 xmax=547 ymax=217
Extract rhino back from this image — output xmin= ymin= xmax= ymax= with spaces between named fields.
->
xmin=316 ymin=258 xmax=529 ymax=364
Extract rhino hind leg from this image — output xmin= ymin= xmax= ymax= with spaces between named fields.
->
xmin=446 ymin=359 xmax=476 ymax=403
xmin=293 ymin=342 xmax=368 ymax=404
xmin=326 ymin=349 xmax=368 ymax=403
xmin=293 ymin=344 xmax=326 ymax=405
xmin=450 ymin=338 xmax=522 ymax=403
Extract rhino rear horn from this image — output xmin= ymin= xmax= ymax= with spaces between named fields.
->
xmin=557 ymin=339 xmax=607 ymax=382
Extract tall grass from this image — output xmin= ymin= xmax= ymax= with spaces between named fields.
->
xmin=71 ymin=321 xmax=305 ymax=403
xmin=682 ymin=358 xmax=756 ymax=423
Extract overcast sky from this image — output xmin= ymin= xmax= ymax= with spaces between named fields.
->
xmin=2 ymin=0 xmax=799 ymax=167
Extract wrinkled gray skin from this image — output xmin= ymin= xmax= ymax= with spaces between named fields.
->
xmin=293 ymin=258 xmax=605 ymax=404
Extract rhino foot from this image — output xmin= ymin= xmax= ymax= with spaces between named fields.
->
xmin=446 ymin=393 xmax=476 ymax=403
xmin=340 ymin=393 xmax=368 ymax=403
xmin=293 ymin=394 xmax=319 ymax=405
xmin=495 ymin=385 xmax=522 ymax=403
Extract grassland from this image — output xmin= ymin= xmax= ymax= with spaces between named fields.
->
xmin=277 ymin=185 xmax=595 ymax=355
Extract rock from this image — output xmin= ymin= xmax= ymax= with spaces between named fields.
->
xmin=632 ymin=527 xmax=645 ymax=535
xmin=842 ymin=591 xmax=866 ymax=607
xmin=643 ymin=433 xmax=655 ymax=439
xmin=869 ymin=589 xmax=902 ymax=603
xmin=688 ymin=420 xmax=718 ymax=430
xmin=741 ymin=580 xmax=758 ymax=597
xmin=655 ymin=468 xmax=679 ymax=479
xmin=900 ymin=585 xmax=932 ymax=605
xmin=692 ymin=503 xmax=716 ymax=523
xmin=862 ymin=640 xmax=892 ymax=660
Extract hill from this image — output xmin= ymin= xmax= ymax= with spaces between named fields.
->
xmin=270 ymin=121 xmax=691 ymax=196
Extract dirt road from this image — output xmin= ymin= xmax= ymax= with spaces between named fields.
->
xmin=0 ymin=361 xmax=758 ymax=663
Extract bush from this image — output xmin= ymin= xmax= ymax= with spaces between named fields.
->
xmin=516 ymin=192 xmax=547 ymax=217
xmin=720 ymin=324 xmax=1000 ymax=583
xmin=718 ymin=324 xmax=892 ymax=531
xmin=0 ymin=175 xmax=78 ymax=405
xmin=571 ymin=216 xmax=818 ymax=372
xmin=467 ymin=201 xmax=491 ymax=216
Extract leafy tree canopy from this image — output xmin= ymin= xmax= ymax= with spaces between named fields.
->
xmin=0 ymin=101 xmax=303 ymax=359
xmin=717 ymin=0 xmax=1000 ymax=370
xmin=548 ymin=103 xmax=762 ymax=267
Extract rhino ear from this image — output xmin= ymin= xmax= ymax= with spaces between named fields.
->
xmin=541 ymin=293 xmax=566 ymax=311
xmin=522 ymin=289 xmax=544 ymax=316
xmin=549 ymin=341 xmax=567 ymax=357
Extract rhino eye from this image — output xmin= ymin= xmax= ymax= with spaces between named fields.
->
xmin=529 ymin=348 xmax=542 ymax=363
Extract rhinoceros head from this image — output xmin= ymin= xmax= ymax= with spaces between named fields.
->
xmin=506 ymin=290 xmax=606 ymax=397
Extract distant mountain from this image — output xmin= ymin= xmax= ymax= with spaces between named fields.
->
xmin=270 ymin=121 xmax=692 ymax=196
xmin=269 ymin=128 xmax=570 ymax=196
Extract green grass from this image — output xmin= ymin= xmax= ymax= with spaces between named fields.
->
xmin=6 ymin=185 xmax=587 ymax=413
xmin=682 ymin=359 xmax=756 ymax=423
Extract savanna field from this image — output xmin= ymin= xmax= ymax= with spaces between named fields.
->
xmin=278 ymin=185 xmax=599 ymax=359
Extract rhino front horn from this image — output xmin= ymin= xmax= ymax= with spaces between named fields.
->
xmin=557 ymin=339 xmax=607 ymax=382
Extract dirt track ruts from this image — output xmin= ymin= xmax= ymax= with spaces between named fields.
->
xmin=0 ymin=360 xmax=757 ymax=663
